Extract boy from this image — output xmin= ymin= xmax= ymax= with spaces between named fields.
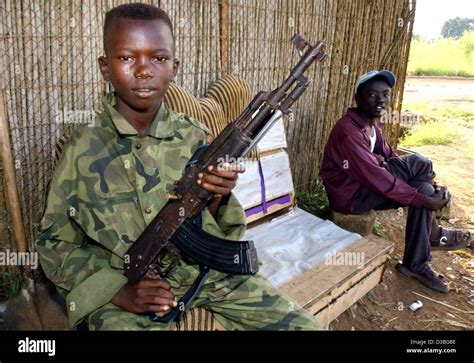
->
xmin=35 ymin=3 xmax=320 ymax=330
xmin=320 ymin=70 xmax=471 ymax=294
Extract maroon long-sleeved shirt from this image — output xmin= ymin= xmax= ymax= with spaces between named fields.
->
xmin=320 ymin=108 xmax=426 ymax=214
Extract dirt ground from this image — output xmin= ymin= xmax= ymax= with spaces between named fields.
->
xmin=329 ymin=77 xmax=474 ymax=331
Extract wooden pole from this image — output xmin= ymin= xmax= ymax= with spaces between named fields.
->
xmin=393 ymin=0 xmax=416 ymax=148
xmin=0 ymin=86 xmax=28 ymax=255
xmin=219 ymin=0 xmax=229 ymax=75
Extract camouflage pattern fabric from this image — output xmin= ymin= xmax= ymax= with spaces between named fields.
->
xmin=89 ymin=260 xmax=320 ymax=330
xmin=35 ymin=93 xmax=321 ymax=330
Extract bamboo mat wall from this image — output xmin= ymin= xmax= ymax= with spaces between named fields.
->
xmin=0 ymin=0 xmax=416 ymax=279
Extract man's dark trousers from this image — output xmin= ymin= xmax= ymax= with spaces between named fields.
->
xmin=351 ymin=154 xmax=436 ymax=272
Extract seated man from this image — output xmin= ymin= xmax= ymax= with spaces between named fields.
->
xmin=320 ymin=70 xmax=471 ymax=294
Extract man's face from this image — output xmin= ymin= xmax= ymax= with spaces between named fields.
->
xmin=355 ymin=78 xmax=391 ymax=119
xmin=99 ymin=19 xmax=178 ymax=114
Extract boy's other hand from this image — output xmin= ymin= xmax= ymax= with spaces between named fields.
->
xmin=111 ymin=278 xmax=177 ymax=314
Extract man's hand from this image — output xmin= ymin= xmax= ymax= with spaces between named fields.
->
xmin=111 ymin=278 xmax=177 ymax=314
xmin=422 ymin=190 xmax=449 ymax=211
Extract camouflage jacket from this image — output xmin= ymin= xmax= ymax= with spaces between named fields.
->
xmin=35 ymin=93 xmax=246 ymax=327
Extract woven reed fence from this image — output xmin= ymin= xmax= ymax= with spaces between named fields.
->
xmin=0 ymin=0 xmax=416 ymax=285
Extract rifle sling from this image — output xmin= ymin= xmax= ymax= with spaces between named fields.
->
xmin=145 ymin=265 xmax=210 ymax=324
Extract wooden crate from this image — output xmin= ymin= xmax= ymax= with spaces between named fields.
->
xmin=280 ymin=234 xmax=394 ymax=328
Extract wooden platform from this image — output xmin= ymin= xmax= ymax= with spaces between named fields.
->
xmin=280 ymin=234 xmax=394 ymax=328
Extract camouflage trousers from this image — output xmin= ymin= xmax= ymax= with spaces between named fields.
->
xmin=88 ymin=260 xmax=321 ymax=331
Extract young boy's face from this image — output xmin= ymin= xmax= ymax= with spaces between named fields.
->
xmin=99 ymin=18 xmax=178 ymax=114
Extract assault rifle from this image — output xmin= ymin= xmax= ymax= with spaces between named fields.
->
xmin=124 ymin=34 xmax=328 ymax=323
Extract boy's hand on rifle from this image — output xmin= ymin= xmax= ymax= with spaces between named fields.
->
xmin=111 ymin=278 xmax=177 ymax=314
xmin=197 ymin=163 xmax=245 ymax=196
xmin=197 ymin=135 xmax=245 ymax=197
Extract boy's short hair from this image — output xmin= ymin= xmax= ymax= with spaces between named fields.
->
xmin=103 ymin=3 xmax=174 ymax=53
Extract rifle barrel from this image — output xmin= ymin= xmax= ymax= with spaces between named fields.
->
xmin=243 ymin=40 xmax=326 ymax=136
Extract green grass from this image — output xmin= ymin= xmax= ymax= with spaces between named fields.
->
xmin=399 ymin=103 xmax=468 ymax=147
xmin=399 ymin=120 xmax=459 ymax=147
xmin=296 ymin=179 xmax=331 ymax=219
xmin=402 ymin=102 xmax=474 ymax=124
xmin=372 ymin=222 xmax=386 ymax=238
xmin=403 ymin=102 xmax=474 ymax=126
xmin=408 ymin=31 xmax=474 ymax=77
xmin=0 ymin=272 xmax=22 ymax=301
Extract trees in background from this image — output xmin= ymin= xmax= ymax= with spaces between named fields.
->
xmin=441 ymin=17 xmax=474 ymax=39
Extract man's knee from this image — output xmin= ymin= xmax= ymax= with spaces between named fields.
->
xmin=416 ymin=182 xmax=435 ymax=197
xmin=409 ymin=154 xmax=433 ymax=174
xmin=417 ymin=153 xmax=432 ymax=167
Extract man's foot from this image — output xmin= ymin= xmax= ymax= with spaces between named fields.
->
xmin=430 ymin=227 xmax=472 ymax=251
xmin=396 ymin=263 xmax=449 ymax=293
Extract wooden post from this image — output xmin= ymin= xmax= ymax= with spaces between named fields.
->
xmin=393 ymin=0 xmax=417 ymax=148
xmin=219 ymin=0 xmax=229 ymax=74
xmin=0 ymin=86 xmax=28 ymax=255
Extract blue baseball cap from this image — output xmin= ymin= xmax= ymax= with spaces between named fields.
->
xmin=355 ymin=70 xmax=396 ymax=93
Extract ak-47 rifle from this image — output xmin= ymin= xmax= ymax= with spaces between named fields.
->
xmin=124 ymin=34 xmax=328 ymax=323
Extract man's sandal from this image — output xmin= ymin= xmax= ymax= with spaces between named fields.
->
xmin=430 ymin=227 xmax=472 ymax=251
xmin=396 ymin=263 xmax=449 ymax=293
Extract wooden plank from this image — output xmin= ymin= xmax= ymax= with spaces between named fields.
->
xmin=245 ymin=195 xmax=293 ymax=224
xmin=258 ymin=148 xmax=286 ymax=159
xmin=396 ymin=147 xmax=415 ymax=155
xmin=307 ymin=248 xmax=388 ymax=315
xmin=314 ymin=262 xmax=386 ymax=328
xmin=280 ymin=234 xmax=393 ymax=309
xmin=218 ymin=0 xmax=229 ymax=75
xmin=242 ymin=190 xmax=293 ymax=211
xmin=0 ymin=87 xmax=28 ymax=255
